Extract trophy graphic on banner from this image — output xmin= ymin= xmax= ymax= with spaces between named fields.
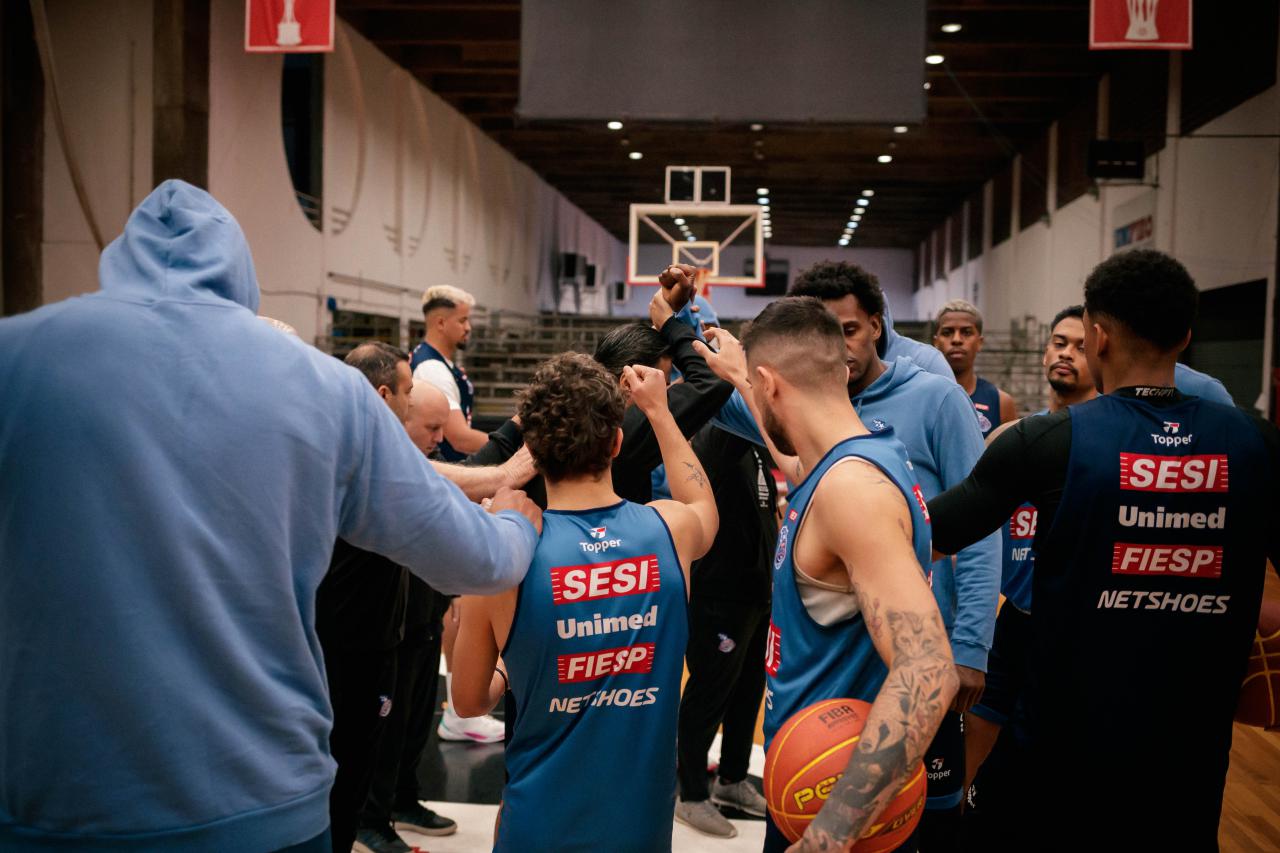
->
xmin=276 ymin=0 xmax=302 ymax=46
xmin=1125 ymin=0 xmax=1159 ymax=41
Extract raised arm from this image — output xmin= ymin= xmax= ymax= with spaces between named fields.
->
xmin=431 ymin=446 xmax=535 ymax=503
xmin=791 ymin=463 xmax=958 ymax=852
xmin=450 ymin=593 xmax=512 ymax=718
xmin=623 ymin=364 xmax=718 ymax=569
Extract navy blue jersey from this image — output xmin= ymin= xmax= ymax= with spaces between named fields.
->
xmin=970 ymin=377 xmax=1002 ymax=437
xmin=763 ymin=430 xmax=932 ymax=749
xmin=497 ymin=501 xmax=687 ymax=853
xmin=1033 ymin=392 xmax=1270 ymax=847
xmin=410 ymin=341 xmax=474 ymax=462
xmin=999 ymin=503 xmax=1036 ymax=612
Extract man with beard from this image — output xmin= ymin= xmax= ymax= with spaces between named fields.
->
xmin=694 ymin=298 xmax=957 ymax=853
xmin=932 ymin=300 xmax=1017 ymax=436
xmin=412 ymin=285 xmax=489 ymax=460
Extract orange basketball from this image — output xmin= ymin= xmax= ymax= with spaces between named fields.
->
xmin=1236 ymin=599 xmax=1280 ymax=730
xmin=764 ymin=698 xmax=926 ymax=851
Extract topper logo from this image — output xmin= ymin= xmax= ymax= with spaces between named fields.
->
xmin=557 ymin=643 xmax=654 ymax=683
xmin=589 ymin=526 xmax=608 ymax=540
xmin=550 ymin=556 xmax=660 ymax=605
xmin=1009 ymin=505 xmax=1037 ymax=539
xmin=1119 ymin=453 xmax=1228 ymax=493
xmin=1163 ymin=421 xmax=1180 ymax=434
xmin=765 ymin=621 xmax=781 ymax=676
xmin=1111 ymin=543 xmax=1223 ymax=578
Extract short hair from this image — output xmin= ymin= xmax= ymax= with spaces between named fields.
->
xmin=1050 ymin=304 xmax=1085 ymax=331
xmin=517 ymin=353 xmax=626 ymax=482
xmin=1083 ymin=250 xmax=1197 ymax=351
xmin=741 ymin=297 xmax=846 ymax=390
xmin=789 ymin=260 xmax=886 ymax=318
xmin=935 ymin=299 xmax=984 ymax=333
xmin=421 ymin=285 xmax=475 ymax=316
xmin=593 ymin=322 xmax=669 ymax=378
xmin=344 ymin=341 xmax=409 ymax=390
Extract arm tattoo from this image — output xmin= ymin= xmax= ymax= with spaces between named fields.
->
xmin=800 ymin=607 xmax=957 ymax=850
xmin=682 ymin=461 xmax=706 ymax=489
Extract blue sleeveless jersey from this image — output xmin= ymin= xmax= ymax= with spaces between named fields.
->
xmin=1034 ymin=393 xmax=1270 ymax=845
xmin=763 ymin=430 xmax=933 ymax=749
xmin=410 ymin=341 xmax=475 ymax=462
xmin=497 ymin=501 xmax=687 ymax=853
xmin=999 ymin=409 xmax=1047 ymax=612
xmin=970 ymin=376 xmax=1002 ymax=437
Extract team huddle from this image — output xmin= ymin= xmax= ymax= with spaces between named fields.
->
xmin=1 ymin=184 xmax=1275 ymax=853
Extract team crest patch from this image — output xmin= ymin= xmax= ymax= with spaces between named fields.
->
xmin=871 ymin=418 xmax=888 ymax=432
xmin=717 ymin=633 xmax=736 ymax=653
xmin=774 ymin=525 xmax=790 ymax=569
xmin=378 ymin=695 xmax=393 ymax=718
xmin=589 ymin=526 xmax=608 ymax=540
xmin=975 ymin=410 xmax=992 ymax=434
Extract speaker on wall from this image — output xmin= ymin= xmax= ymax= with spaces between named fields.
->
xmin=560 ymin=252 xmax=584 ymax=278
xmin=584 ymin=264 xmax=597 ymax=289
xmin=612 ymin=281 xmax=628 ymax=303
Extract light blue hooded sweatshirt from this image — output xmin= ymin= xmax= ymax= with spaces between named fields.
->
xmin=881 ymin=302 xmax=953 ymax=380
xmin=0 ymin=181 xmax=537 ymax=852
xmin=715 ymin=356 xmax=1000 ymax=671
xmin=1174 ymin=362 xmax=1233 ymax=405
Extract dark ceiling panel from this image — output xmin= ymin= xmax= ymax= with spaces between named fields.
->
xmin=338 ymin=0 xmax=1109 ymax=248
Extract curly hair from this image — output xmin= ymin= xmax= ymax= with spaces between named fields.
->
xmin=789 ymin=260 xmax=886 ymax=318
xmin=1084 ymin=249 xmax=1197 ymax=351
xmin=517 ymin=353 xmax=626 ymax=482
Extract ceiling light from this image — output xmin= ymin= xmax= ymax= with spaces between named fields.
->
xmin=862 ymin=190 xmax=875 ymax=197
xmin=838 ymin=239 xmax=850 ymax=246
xmin=941 ymin=23 xmax=962 ymax=34
xmin=750 ymin=123 xmax=764 ymax=131
xmin=686 ymin=235 xmax=696 ymax=242
xmin=674 ymin=218 xmax=685 ymax=225
xmin=856 ymin=199 xmax=869 ymax=207
xmin=756 ymin=187 xmax=769 ymax=195
xmin=893 ymin=125 xmax=908 ymax=134
xmin=607 ymin=120 xmax=624 ymax=130
xmin=757 ymin=197 xmax=770 ymax=205
xmin=843 ymin=228 xmax=853 ymax=235
xmin=877 ymin=154 xmax=893 ymax=164
xmin=925 ymin=54 xmax=945 ymax=65
xmin=629 ymin=151 xmax=643 ymax=160
xmin=923 ymin=82 xmax=932 ymax=90
xmin=760 ymin=205 xmax=770 ymax=212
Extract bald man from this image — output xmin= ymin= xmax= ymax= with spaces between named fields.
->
xmin=407 ymin=380 xmax=450 ymax=457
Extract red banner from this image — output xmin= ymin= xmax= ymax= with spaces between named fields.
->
xmin=245 ymin=0 xmax=334 ymax=53
xmin=1090 ymin=0 xmax=1192 ymax=50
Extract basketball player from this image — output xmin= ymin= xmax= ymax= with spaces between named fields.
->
xmin=450 ymin=353 xmax=718 ymax=852
xmin=961 ymin=306 xmax=1096 ymax=824
xmin=412 ymin=285 xmax=488 ymax=460
xmin=696 ymin=298 xmax=958 ymax=853
xmin=932 ymin=299 xmax=1016 ymax=436
xmin=929 ymin=250 xmax=1280 ymax=849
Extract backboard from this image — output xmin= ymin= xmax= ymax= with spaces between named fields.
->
xmin=627 ymin=203 xmax=764 ymax=287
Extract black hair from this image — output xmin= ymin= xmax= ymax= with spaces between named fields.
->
xmin=1050 ymin=304 xmax=1085 ymax=331
xmin=789 ymin=260 xmax=887 ymax=318
xmin=344 ymin=341 xmax=409 ymax=390
xmin=1083 ymin=250 xmax=1197 ymax=351
xmin=741 ymin=297 xmax=846 ymax=388
xmin=593 ymin=322 xmax=669 ymax=378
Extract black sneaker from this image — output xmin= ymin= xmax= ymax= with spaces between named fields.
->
xmin=392 ymin=801 xmax=458 ymax=837
xmin=353 ymin=823 xmax=413 ymax=853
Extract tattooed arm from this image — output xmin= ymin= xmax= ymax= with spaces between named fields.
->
xmin=790 ymin=461 xmax=959 ymax=852
xmin=623 ymin=364 xmax=718 ymax=571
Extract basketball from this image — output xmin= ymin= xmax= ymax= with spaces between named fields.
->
xmin=764 ymin=698 xmax=926 ymax=851
xmin=1236 ymin=599 xmax=1280 ymax=730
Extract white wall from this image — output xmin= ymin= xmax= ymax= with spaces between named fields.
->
xmin=613 ymin=244 xmax=916 ymax=321
xmin=38 ymin=0 xmax=627 ymax=347
xmin=913 ymin=52 xmax=1279 ymax=409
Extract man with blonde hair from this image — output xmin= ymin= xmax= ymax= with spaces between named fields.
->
xmin=933 ymin=299 xmax=1016 ymax=436
xmin=412 ymin=285 xmax=487 ymax=460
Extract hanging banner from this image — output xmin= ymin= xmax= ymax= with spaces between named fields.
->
xmin=246 ymin=0 xmax=335 ymax=53
xmin=1090 ymin=0 xmax=1192 ymax=50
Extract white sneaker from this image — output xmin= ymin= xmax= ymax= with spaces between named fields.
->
xmin=675 ymin=799 xmax=738 ymax=838
xmin=437 ymin=706 xmax=505 ymax=743
xmin=711 ymin=778 xmax=768 ymax=817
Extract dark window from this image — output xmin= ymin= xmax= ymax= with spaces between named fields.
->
xmin=1107 ymin=53 xmax=1168 ymax=159
xmin=1020 ymin=131 xmax=1049 ymax=230
xmin=991 ymin=164 xmax=1013 ymax=247
xmin=966 ymin=188 xmax=984 ymax=261
xmin=409 ymin=319 xmax=425 ymax=343
xmin=1181 ymin=4 xmax=1278 ymax=134
xmin=1182 ymin=279 xmax=1267 ymax=405
xmin=1057 ymin=84 xmax=1098 ymax=209
xmin=949 ymin=211 xmax=964 ymax=271
xmin=281 ymin=54 xmax=324 ymax=230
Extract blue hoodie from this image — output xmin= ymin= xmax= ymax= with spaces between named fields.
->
xmin=715 ymin=358 xmax=1000 ymax=671
xmin=0 ymin=182 xmax=537 ymax=852
xmin=881 ymin=302 xmax=953 ymax=381
xmin=1174 ymin=362 xmax=1234 ymax=405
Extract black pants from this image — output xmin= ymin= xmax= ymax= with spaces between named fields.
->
xmin=362 ymin=590 xmax=451 ymax=826
xmin=677 ymin=596 xmax=770 ymax=801
xmin=324 ymin=646 xmax=398 ymax=853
